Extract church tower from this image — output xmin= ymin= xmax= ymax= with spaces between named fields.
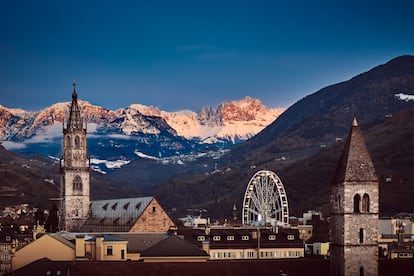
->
xmin=60 ymin=83 xmax=90 ymax=232
xmin=330 ymin=118 xmax=379 ymax=276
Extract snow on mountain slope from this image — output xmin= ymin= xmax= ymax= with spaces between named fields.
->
xmin=133 ymin=96 xmax=285 ymax=143
xmin=0 ymin=97 xmax=284 ymax=146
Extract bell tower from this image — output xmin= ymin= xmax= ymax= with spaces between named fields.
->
xmin=330 ymin=118 xmax=379 ymax=276
xmin=60 ymin=82 xmax=90 ymax=232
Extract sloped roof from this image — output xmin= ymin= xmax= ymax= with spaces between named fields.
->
xmin=332 ymin=118 xmax=378 ymax=185
xmin=80 ymin=197 xmax=153 ymax=232
xmin=49 ymin=232 xmax=76 ymax=249
xmin=7 ymin=258 xmax=71 ymax=276
xmin=115 ymin=233 xmax=168 ymax=253
xmin=140 ymin=235 xmax=209 ymax=257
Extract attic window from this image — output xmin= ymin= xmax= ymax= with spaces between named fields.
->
xmin=197 ymin=236 xmax=205 ymax=241
xmin=111 ymin=203 xmax=118 ymax=210
xmin=287 ymin=235 xmax=295 ymax=240
xmin=102 ymin=203 xmax=109 ymax=211
xmin=135 ymin=202 xmax=142 ymax=210
xmin=213 ymin=236 xmax=221 ymax=241
xmin=268 ymin=235 xmax=276 ymax=240
xmin=152 ymin=206 xmax=156 ymax=213
xmin=242 ymin=235 xmax=249 ymax=241
xmin=127 ymin=217 xmax=134 ymax=225
xmin=227 ymin=236 xmax=234 ymax=241
xmin=114 ymin=217 xmax=120 ymax=224
xmin=6 ymin=236 xmax=11 ymax=241
xmin=123 ymin=202 xmax=130 ymax=210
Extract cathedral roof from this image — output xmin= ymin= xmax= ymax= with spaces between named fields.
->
xmin=79 ymin=197 xmax=154 ymax=232
xmin=331 ymin=118 xmax=378 ymax=185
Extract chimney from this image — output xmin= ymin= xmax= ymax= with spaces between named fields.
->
xmin=75 ymin=234 xmax=86 ymax=260
xmin=96 ymin=235 xmax=104 ymax=260
xmin=202 ymin=240 xmax=210 ymax=255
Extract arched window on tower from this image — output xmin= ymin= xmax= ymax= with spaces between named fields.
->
xmin=362 ymin=194 xmax=370 ymax=213
xmin=359 ymin=228 xmax=364 ymax=243
xmin=75 ymin=135 xmax=80 ymax=148
xmin=73 ymin=175 xmax=83 ymax=192
xmin=353 ymin=194 xmax=361 ymax=213
xmin=66 ymin=136 xmax=71 ymax=147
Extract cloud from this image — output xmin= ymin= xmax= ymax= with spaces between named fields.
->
xmin=1 ymin=141 xmax=26 ymax=150
xmin=24 ymin=124 xmax=62 ymax=143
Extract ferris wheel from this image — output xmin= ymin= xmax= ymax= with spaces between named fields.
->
xmin=242 ymin=170 xmax=289 ymax=226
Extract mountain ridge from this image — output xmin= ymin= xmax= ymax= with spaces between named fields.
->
xmin=0 ymin=96 xmax=284 ymax=147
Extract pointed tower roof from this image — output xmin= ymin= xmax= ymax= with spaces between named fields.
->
xmin=67 ymin=82 xmax=82 ymax=130
xmin=332 ymin=118 xmax=378 ymax=185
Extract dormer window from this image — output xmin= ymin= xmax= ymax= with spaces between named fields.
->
xmin=197 ymin=236 xmax=205 ymax=241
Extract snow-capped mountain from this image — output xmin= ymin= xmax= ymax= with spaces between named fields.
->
xmin=130 ymin=97 xmax=284 ymax=143
xmin=0 ymin=97 xmax=284 ymax=170
xmin=0 ymin=97 xmax=283 ymax=143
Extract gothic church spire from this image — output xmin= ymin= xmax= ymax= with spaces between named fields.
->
xmin=67 ymin=82 xmax=82 ymax=130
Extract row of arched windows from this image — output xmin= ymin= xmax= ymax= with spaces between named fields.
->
xmin=354 ymin=193 xmax=370 ymax=213
xmin=66 ymin=135 xmax=82 ymax=148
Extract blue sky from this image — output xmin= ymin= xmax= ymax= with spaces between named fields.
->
xmin=1 ymin=1 xmax=413 ymax=112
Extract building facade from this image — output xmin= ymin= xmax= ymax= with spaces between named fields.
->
xmin=0 ymin=227 xmax=15 ymax=275
xmin=178 ymin=226 xmax=304 ymax=260
xmin=60 ymin=83 xmax=91 ymax=232
xmin=330 ymin=118 xmax=379 ymax=276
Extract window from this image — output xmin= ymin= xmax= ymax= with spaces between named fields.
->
xmin=106 ymin=245 xmax=113 ymax=256
xmin=5 ymin=236 xmax=11 ymax=241
xmin=268 ymin=235 xmax=276 ymax=240
xmin=197 ymin=236 xmax=205 ymax=241
xmin=213 ymin=236 xmax=221 ymax=241
xmin=353 ymin=194 xmax=361 ymax=213
xmin=247 ymin=251 xmax=254 ymax=258
xmin=227 ymin=236 xmax=234 ymax=241
xmin=359 ymin=228 xmax=364 ymax=243
xmin=152 ymin=206 xmax=156 ymax=213
xmin=360 ymin=266 xmax=364 ymax=276
xmin=75 ymin=135 xmax=80 ymax=147
xmin=287 ymin=235 xmax=295 ymax=240
xmin=73 ymin=175 xmax=83 ymax=191
xmin=362 ymin=194 xmax=370 ymax=213
xmin=242 ymin=235 xmax=249 ymax=241
xmin=66 ymin=136 xmax=71 ymax=147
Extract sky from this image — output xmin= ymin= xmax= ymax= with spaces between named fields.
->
xmin=1 ymin=0 xmax=413 ymax=112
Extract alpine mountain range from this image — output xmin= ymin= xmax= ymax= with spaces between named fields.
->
xmin=0 ymin=96 xmax=284 ymax=173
